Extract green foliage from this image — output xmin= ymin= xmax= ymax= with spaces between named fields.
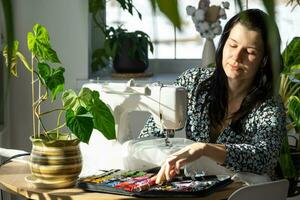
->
xmin=116 ymin=0 xmax=142 ymax=20
xmin=282 ymin=37 xmax=300 ymax=70
xmin=27 ymin=24 xmax=60 ymax=63
xmin=279 ymin=37 xmax=300 ymax=179
xmin=287 ymin=96 xmax=300 ymax=132
xmin=150 ymin=0 xmax=181 ymax=30
xmin=89 ymin=91 xmax=116 ymax=140
xmin=37 ymin=63 xmax=65 ymax=101
xmin=262 ymin=0 xmax=275 ymax=19
xmin=92 ymin=26 xmax=154 ymax=71
xmin=2 ymin=23 xmax=116 ymax=143
xmin=279 ymin=136 xmax=297 ymax=178
xmin=280 ymin=37 xmax=300 ymax=121
xmin=62 ymin=88 xmax=116 ymax=142
xmin=65 ymin=106 xmax=94 ymax=143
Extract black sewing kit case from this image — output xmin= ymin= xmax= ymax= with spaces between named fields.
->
xmin=77 ymin=168 xmax=233 ymax=198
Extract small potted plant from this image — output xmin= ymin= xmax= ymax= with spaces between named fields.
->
xmin=89 ymin=0 xmax=154 ymax=73
xmin=103 ymin=26 xmax=154 ymax=73
xmin=3 ymin=24 xmax=116 ymax=188
xmin=92 ymin=26 xmax=154 ymax=74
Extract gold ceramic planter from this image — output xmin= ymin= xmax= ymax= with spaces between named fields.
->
xmin=28 ymin=134 xmax=82 ymax=189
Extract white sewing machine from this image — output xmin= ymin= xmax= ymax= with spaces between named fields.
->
xmin=83 ymin=79 xmax=188 ymax=143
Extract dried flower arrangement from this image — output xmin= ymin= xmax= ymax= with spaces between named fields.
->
xmin=186 ymin=0 xmax=230 ymax=39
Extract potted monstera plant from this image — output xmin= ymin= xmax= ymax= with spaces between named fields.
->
xmin=3 ymin=24 xmax=116 ymax=188
xmin=278 ymin=37 xmax=300 ymax=195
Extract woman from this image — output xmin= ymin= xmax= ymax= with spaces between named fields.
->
xmin=139 ymin=9 xmax=286 ymax=184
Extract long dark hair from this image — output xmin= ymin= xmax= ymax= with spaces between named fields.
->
xmin=197 ymin=9 xmax=283 ymax=129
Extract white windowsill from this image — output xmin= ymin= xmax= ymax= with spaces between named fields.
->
xmin=81 ymin=59 xmax=202 ymax=89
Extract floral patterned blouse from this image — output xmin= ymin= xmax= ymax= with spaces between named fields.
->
xmin=139 ymin=67 xmax=286 ymax=178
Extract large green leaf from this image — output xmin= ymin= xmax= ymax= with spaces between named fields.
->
xmin=89 ymin=91 xmax=116 ymax=140
xmin=63 ymin=88 xmax=116 ymax=140
xmin=78 ymin=87 xmax=95 ymax=108
xmin=62 ymin=89 xmax=79 ymax=110
xmin=262 ymin=0 xmax=275 ymax=19
xmin=78 ymin=88 xmax=115 ymax=139
xmin=65 ymin=106 xmax=94 ymax=144
xmin=154 ymin=0 xmax=181 ymax=30
xmin=37 ymin=63 xmax=65 ymax=100
xmin=27 ymin=24 xmax=60 ymax=63
xmin=282 ymin=37 xmax=300 ymax=72
xmin=37 ymin=63 xmax=51 ymax=84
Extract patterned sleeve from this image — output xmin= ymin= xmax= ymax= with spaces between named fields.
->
xmin=138 ymin=68 xmax=197 ymax=138
xmin=223 ymin=98 xmax=286 ymax=175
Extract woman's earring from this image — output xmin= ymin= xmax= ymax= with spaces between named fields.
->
xmin=259 ymin=67 xmax=267 ymax=85
xmin=262 ymin=73 xmax=267 ymax=84
xmin=257 ymin=67 xmax=266 ymax=86
xmin=262 ymin=56 xmax=267 ymax=67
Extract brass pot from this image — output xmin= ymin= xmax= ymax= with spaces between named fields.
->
xmin=29 ymin=134 xmax=82 ymax=188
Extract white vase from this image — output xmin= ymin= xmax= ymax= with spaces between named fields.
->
xmin=201 ymin=38 xmax=216 ymax=67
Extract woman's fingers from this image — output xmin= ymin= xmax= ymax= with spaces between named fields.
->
xmin=165 ymin=160 xmax=171 ymax=181
xmin=156 ymin=160 xmax=185 ymax=184
xmin=156 ymin=163 xmax=167 ymax=184
xmin=150 ymin=174 xmax=157 ymax=182
xmin=163 ymin=155 xmax=177 ymax=181
xmin=156 ymin=159 xmax=177 ymax=184
xmin=175 ymin=158 xmax=186 ymax=174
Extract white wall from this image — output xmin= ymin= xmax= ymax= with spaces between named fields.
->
xmin=7 ymin=0 xmax=89 ymax=151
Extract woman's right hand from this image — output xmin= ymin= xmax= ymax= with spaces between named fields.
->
xmin=153 ymin=142 xmax=206 ymax=184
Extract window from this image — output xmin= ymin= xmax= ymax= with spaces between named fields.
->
xmin=106 ymin=0 xmax=236 ymax=59
xmin=106 ymin=0 xmax=300 ymax=58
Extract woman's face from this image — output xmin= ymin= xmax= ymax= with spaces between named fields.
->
xmin=222 ymin=22 xmax=264 ymax=83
